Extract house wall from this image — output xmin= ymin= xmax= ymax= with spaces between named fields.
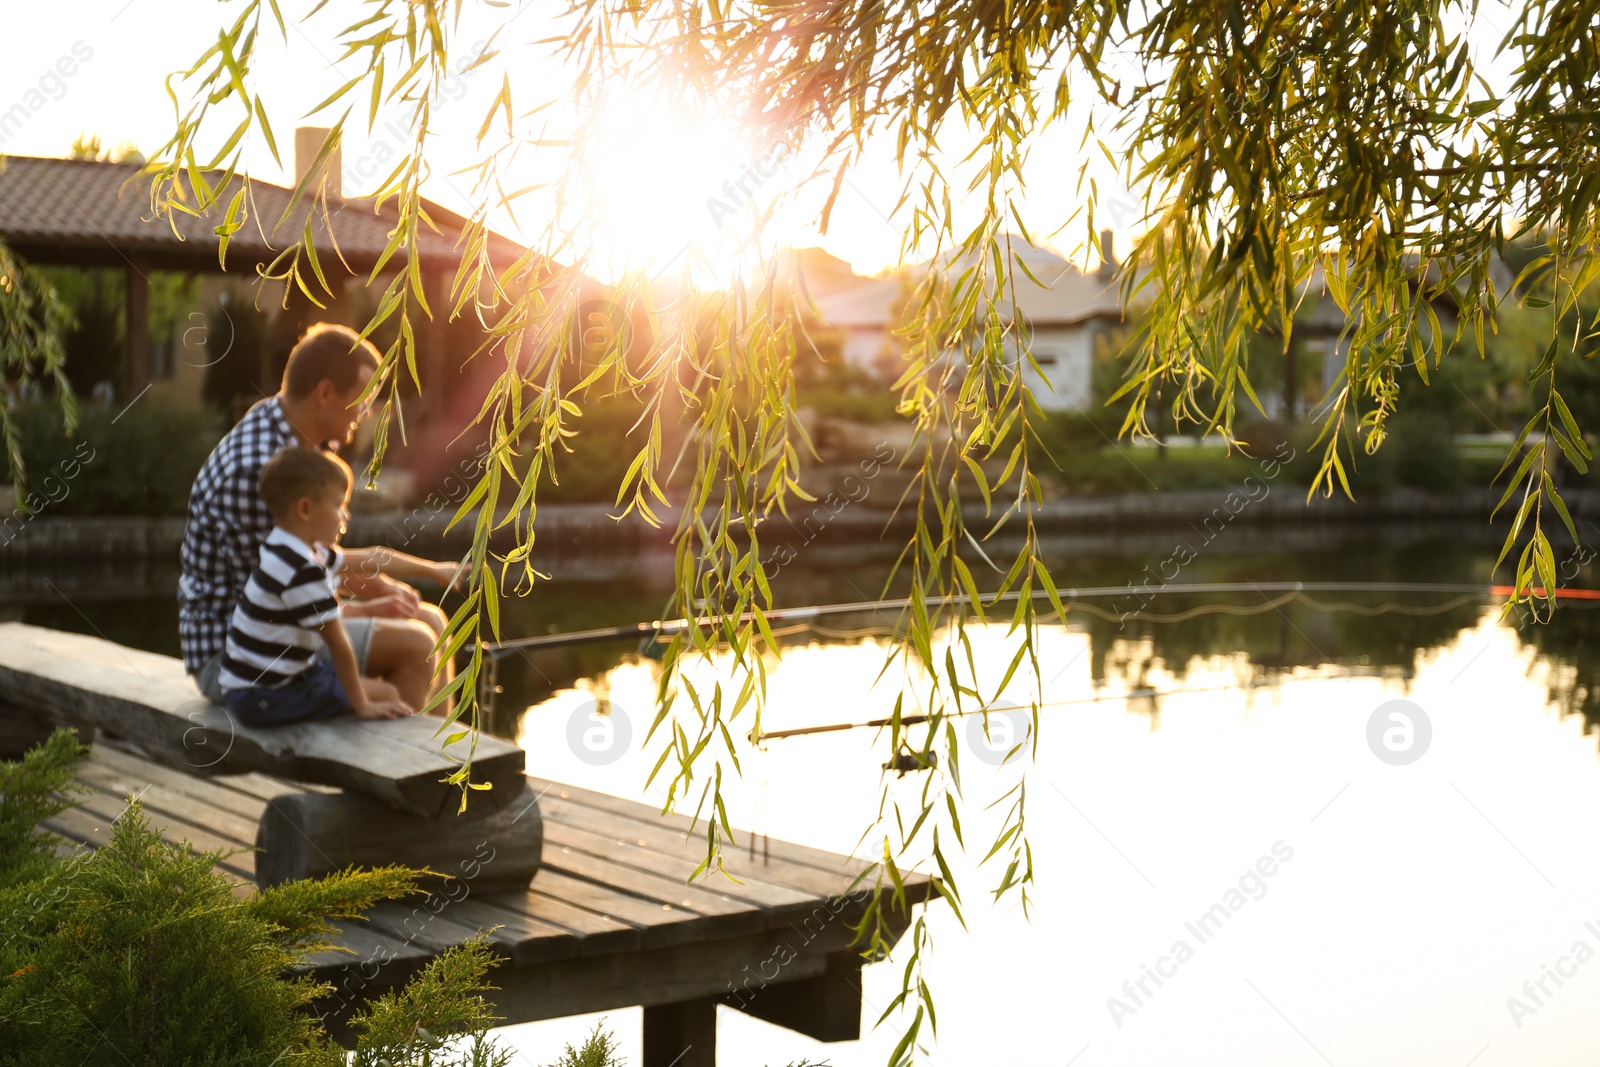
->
xmin=905 ymin=321 xmax=1099 ymax=410
xmin=841 ymin=326 xmax=889 ymax=373
xmin=1017 ymin=324 xmax=1094 ymax=412
xmin=146 ymin=274 xmax=226 ymax=409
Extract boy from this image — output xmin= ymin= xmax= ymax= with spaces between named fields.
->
xmin=218 ymin=447 xmax=415 ymax=725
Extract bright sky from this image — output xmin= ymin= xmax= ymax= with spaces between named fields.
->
xmin=1 ymin=2 xmax=1524 ymax=286
xmin=0 ymin=1 xmax=1123 ymax=286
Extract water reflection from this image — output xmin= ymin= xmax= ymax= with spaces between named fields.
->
xmin=489 ymin=564 xmax=1600 ymax=739
xmin=511 ymin=613 xmax=1600 ymax=1066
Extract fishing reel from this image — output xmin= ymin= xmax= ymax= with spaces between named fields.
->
xmin=883 ymin=747 xmax=937 ymax=776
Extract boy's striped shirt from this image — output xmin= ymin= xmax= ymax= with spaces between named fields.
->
xmin=218 ymin=527 xmax=344 ymax=691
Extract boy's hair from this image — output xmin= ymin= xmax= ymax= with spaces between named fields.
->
xmin=259 ymin=447 xmax=352 ymax=523
xmin=282 ymin=323 xmax=381 ymax=400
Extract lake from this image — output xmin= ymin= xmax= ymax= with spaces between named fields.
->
xmin=9 ymin=518 xmax=1600 ymax=1066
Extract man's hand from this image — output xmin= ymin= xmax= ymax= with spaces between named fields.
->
xmin=430 ymin=557 xmax=470 ymax=592
xmin=342 ymin=546 xmax=466 ymax=592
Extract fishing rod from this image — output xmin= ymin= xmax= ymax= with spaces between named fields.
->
xmin=756 ymin=665 xmax=1398 ymax=742
xmin=480 ymin=580 xmax=1583 ymax=660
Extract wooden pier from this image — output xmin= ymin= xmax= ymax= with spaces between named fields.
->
xmin=4 ymin=624 xmax=934 ymax=1066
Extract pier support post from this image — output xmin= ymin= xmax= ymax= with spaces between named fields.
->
xmin=642 ymin=996 xmax=717 ymax=1067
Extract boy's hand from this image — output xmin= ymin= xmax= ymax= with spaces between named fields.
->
xmin=346 ymin=590 xmax=420 ymax=619
xmin=352 ymin=697 xmax=415 ymax=720
xmin=342 ymin=568 xmax=419 ymax=605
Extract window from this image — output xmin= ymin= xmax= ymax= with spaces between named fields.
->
xmin=150 ymin=333 xmax=175 ymax=379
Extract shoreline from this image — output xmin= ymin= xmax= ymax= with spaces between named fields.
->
xmin=1 ymin=486 xmax=1592 ymax=564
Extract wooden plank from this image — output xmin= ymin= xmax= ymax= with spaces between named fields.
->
xmin=361 ymin=899 xmax=524 ymax=960
xmin=0 ymin=622 xmax=524 ymax=818
xmin=302 ymin=918 xmax=436 ymax=986
xmin=469 ymin=887 xmax=642 ymax=958
xmin=484 ymin=908 xmax=895 ymax=1027
xmin=75 ymin=770 xmax=261 ymax=844
xmin=540 ymin=794 xmax=882 ymax=901
xmin=67 ymin=787 xmax=257 ymax=881
xmin=41 ymin=807 xmax=117 ymax=850
xmin=541 ymin=838 xmax=771 ymax=935
xmin=518 ymin=868 xmax=712 ymax=950
xmin=217 ymin=772 xmax=341 ymax=800
xmin=542 ymin=816 xmax=820 ymax=914
xmin=81 ymin=748 xmax=272 ymax=822
xmin=426 ymin=895 xmax=582 ymax=966
xmin=87 ymin=743 xmax=284 ymax=820
xmin=534 ymin=777 xmax=879 ymax=876
xmin=70 ymin=780 xmax=255 ymax=855
xmin=317 ymin=905 xmax=905 ymax=1042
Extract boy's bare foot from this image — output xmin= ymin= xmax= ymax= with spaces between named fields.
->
xmin=352 ymin=677 xmax=413 ymax=719
xmin=354 ymin=699 xmax=414 ymax=720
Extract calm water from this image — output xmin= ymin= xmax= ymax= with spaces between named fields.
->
xmin=11 ymin=521 xmax=1600 ymax=1065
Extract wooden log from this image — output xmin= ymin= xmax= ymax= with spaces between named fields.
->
xmin=0 ymin=623 xmax=525 ymax=818
xmin=255 ymin=780 xmax=544 ymax=893
xmin=0 ymin=693 xmax=92 ymax=760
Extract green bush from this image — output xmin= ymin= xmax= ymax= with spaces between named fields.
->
xmin=795 ymin=384 xmax=901 ymax=423
xmin=2 ymin=399 xmax=220 ymax=516
xmin=0 ymin=730 xmax=523 ymax=1067
xmin=529 ymin=391 xmax=651 ymax=504
xmin=1030 ymin=412 xmax=1265 ymax=494
xmin=1385 ymin=412 xmax=1465 ymax=491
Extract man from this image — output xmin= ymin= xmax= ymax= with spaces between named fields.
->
xmin=180 ymin=322 xmax=461 ymax=713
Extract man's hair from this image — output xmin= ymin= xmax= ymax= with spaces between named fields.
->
xmin=282 ymin=323 xmax=381 ymax=400
xmin=259 ymin=447 xmax=352 ymax=523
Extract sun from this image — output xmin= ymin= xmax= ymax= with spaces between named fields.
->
xmin=569 ymin=88 xmax=813 ymax=285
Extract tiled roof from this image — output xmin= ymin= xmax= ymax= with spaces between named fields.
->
xmin=937 ymin=242 xmax=1125 ymax=327
xmin=814 ymin=240 xmax=1127 ymax=330
xmin=813 ymin=275 xmax=903 ymax=328
xmin=0 ymin=155 xmax=524 ymax=275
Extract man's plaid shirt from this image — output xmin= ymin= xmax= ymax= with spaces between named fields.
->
xmin=178 ymin=397 xmax=298 ymax=673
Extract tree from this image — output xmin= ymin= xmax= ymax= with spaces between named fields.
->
xmin=124 ymin=2 xmax=1599 ymax=1061
xmin=68 ymin=132 xmax=146 ymax=165
xmin=0 ymin=237 xmax=74 ymax=494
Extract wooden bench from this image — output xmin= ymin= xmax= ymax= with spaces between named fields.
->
xmin=0 ymin=623 xmax=542 ymax=892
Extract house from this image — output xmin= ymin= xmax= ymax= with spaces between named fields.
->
xmin=0 ymin=130 xmax=625 ymax=496
xmin=0 ymin=129 xmax=527 ymax=416
xmin=807 ymin=236 xmax=1126 ymax=413
xmin=1293 ymin=256 xmax=1517 ymax=420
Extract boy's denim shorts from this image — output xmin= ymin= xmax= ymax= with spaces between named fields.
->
xmin=223 ymin=660 xmax=352 ymax=728
xmin=195 ymin=616 xmax=374 ymax=705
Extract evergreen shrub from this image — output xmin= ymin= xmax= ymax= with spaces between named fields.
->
xmin=2 ymin=399 xmax=220 ymax=516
